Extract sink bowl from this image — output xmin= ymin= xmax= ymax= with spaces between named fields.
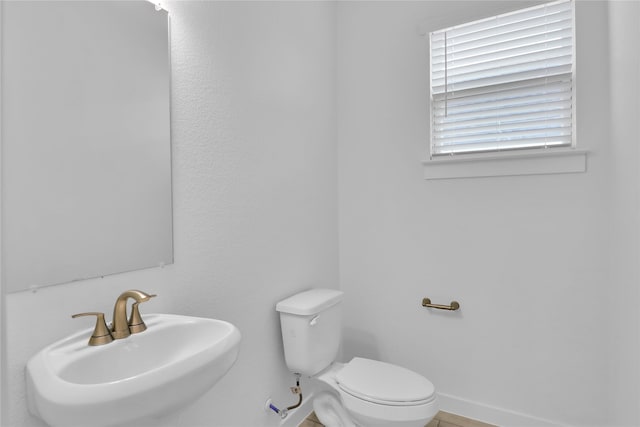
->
xmin=26 ymin=313 xmax=241 ymax=427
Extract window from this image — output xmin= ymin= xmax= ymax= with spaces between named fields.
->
xmin=429 ymin=0 xmax=575 ymax=158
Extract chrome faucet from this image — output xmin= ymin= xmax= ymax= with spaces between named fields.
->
xmin=111 ymin=290 xmax=156 ymax=339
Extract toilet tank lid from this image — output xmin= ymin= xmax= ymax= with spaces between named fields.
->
xmin=276 ymin=289 xmax=343 ymax=316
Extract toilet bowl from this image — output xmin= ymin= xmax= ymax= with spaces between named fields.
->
xmin=313 ymin=392 xmax=356 ymax=427
xmin=276 ymin=289 xmax=439 ymax=427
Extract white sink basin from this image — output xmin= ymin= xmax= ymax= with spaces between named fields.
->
xmin=26 ymin=313 xmax=241 ymax=427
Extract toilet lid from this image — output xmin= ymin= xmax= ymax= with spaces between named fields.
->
xmin=335 ymin=358 xmax=436 ymax=405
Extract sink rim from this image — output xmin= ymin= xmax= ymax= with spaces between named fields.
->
xmin=26 ymin=313 xmax=241 ymax=424
xmin=48 ymin=313 xmax=235 ymax=385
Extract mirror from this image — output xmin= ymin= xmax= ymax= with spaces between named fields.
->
xmin=2 ymin=1 xmax=173 ymax=292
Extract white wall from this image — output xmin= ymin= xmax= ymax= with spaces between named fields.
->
xmin=2 ymin=1 xmax=338 ymax=426
xmin=606 ymin=0 xmax=640 ymax=423
xmin=0 ymin=1 xmax=5 ymax=423
xmin=337 ymin=1 xmax=637 ymax=426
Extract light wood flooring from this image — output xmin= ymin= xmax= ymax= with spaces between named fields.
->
xmin=298 ymin=410 xmax=497 ymax=427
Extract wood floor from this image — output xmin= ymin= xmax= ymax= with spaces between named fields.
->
xmin=298 ymin=410 xmax=497 ymax=427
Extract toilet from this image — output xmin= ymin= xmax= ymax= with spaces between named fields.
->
xmin=276 ymin=289 xmax=439 ymax=427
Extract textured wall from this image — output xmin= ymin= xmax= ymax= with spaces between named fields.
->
xmin=606 ymin=0 xmax=640 ymax=423
xmin=3 ymin=2 xmax=639 ymax=427
xmin=336 ymin=1 xmax=636 ymax=426
xmin=2 ymin=1 xmax=338 ymax=426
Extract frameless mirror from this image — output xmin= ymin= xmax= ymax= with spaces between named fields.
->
xmin=2 ymin=1 xmax=173 ymax=292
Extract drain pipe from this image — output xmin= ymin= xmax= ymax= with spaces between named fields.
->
xmin=265 ymin=374 xmax=303 ymax=419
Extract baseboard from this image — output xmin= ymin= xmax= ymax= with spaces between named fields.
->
xmin=281 ymin=391 xmax=567 ymax=427
xmin=437 ymin=392 xmax=567 ymax=427
xmin=280 ymin=392 xmax=316 ymax=427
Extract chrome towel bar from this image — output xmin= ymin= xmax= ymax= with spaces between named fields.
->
xmin=422 ymin=298 xmax=460 ymax=311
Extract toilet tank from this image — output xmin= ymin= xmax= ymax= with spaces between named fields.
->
xmin=276 ymin=289 xmax=343 ymax=377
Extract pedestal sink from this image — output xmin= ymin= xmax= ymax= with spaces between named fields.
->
xmin=26 ymin=314 xmax=241 ymax=427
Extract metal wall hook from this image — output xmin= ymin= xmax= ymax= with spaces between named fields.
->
xmin=422 ymin=298 xmax=460 ymax=311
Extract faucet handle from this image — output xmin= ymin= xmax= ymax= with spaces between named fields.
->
xmin=128 ymin=294 xmax=156 ymax=334
xmin=72 ymin=312 xmax=114 ymax=346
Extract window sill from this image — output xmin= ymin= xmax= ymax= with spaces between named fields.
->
xmin=422 ymin=149 xmax=587 ymax=180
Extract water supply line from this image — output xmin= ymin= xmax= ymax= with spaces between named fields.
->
xmin=265 ymin=374 xmax=303 ymax=419
xmin=266 ymin=401 xmax=288 ymax=419
xmin=287 ymin=374 xmax=303 ymax=410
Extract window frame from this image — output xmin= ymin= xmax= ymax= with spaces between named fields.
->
xmin=424 ymin=0 xmax=585 ymax=179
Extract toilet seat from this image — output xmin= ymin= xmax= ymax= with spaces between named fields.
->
xmin=314 ymin=359 xmax=439 ymax=426
xmin=335 ymin=358 xmax=436 ymax=406
xmin=338 ymin=388 xmax=439 ymax=426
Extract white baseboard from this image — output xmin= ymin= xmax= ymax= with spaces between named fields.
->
xmin=437 ymin=392 xmax=567 ymax=427
xmin=281 ymin=391 xmax=567 ymax=427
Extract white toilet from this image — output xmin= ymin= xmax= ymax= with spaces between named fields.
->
xmin=276 ymin=289 xmax=439 ymax=427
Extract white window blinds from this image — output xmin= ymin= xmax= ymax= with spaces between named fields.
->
xmin=429 ymin=0 xmax=575 ymax=156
